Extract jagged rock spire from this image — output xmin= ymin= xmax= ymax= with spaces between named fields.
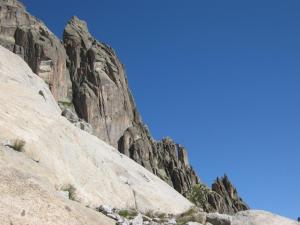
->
xmin=210 ymin=175 xmax=249 ymax=213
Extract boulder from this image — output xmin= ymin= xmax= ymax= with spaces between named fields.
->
xmin=231 ymin=210 xmax=298 ymax=225
xmin=186 ymin=222 xmax=203 ymax=225
xmin=62 ymin=108 xmax=93 ymax=134
xmin=206 ymin=213 xmax=232 ymax=225
xmin=131 ymin=214 xmax=144 ymax=225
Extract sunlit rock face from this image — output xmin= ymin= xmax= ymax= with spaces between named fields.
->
xmin=63 ymin=16 xmax=200 ymax=195
xmin=63 ymin=16 xmax=139 ymax=147
xmin=0 ymin=0 xmax=72 ymax=102
xmin=0 ymin=1 xmax=251 ymax=213
xmin=0 ymin=44 xmax=193 ymax=216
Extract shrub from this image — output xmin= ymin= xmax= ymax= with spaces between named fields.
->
xmin=118 ymin=209 xmax=138 ymax=219
xmin=62 ymin=184 xmax=77 ymax=201
xmin=187 ymin=184 xmax=211 ymax=207
xmin=11 ymin=139 xmax=26 ymax=152
xmin=156 ymin=212 xmax=167 ymax=219
xmin=176 ymin=207 xmax=206 ymax=225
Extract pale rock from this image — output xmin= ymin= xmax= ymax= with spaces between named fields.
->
xmin=62 ymin=108 xmax=93 ymax=134
xmin=0 ymin=45 xmax=192 ymax=225
xmin=0 ymin=153 xmax=115 ymax=225
xmin=166 ymin=218 xmax=177 ymax=225
xmin=186 ymin=222 xmax=203 ymax=225
xmin=206 ymin=213 xmax=232 ymax=225
xmin=131 ymin=213 xmax=144 ymax=225
xmin=107 ymin=213 xmax=122 ymax=221
xmin=231 ymin=210 xmax=298 ymax=225
xmin=57 ymin=190 xmax=70 ymax=199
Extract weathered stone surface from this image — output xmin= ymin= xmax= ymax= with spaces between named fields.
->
xmin=0 ymin=44 xmax=193 ymax=215
xmin=0 ymin=1 xmax=247 ymax=212
xmin=153 ymin=138 xmax=200 ymax=195
xmin=62 ymin=108 xmax=93 ymax=134
xmin=0 ymin=0 xmax=72 ymax=102
xmin=119 ymin=130 xmax=200 ymax=195
xmin=232 ymin=210 xmax=298 ymax=225
xmin=63 ymin=16 xmax=200 ymax=195
xmin=206 ymin=213 xmax=232 ymax=225
xmin=186 ymin=222 xmax=203 ymax=225
xmin=63 ymin=16 xmax=139 ymax=147
xmin=131 ymin=213 xmax=143 ymax=225
xmin=209 ymin=175 xmax=249 ymax=214
xmin=187 ymin=176 xmax=249 ymax=215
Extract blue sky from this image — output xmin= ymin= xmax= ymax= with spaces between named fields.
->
xmin=22 ymin=0 xmax=300 ymax=219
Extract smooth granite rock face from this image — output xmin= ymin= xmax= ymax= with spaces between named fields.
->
xmin=0 ymin=0 xmax=72 ymax=102
xmin=0 ymin=44 xmax=193 ymax=215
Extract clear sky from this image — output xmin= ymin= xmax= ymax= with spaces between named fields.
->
xmin=22 ymin=0 xmax=300 ymax=219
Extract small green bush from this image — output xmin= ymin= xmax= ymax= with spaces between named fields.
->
xmin=156 ymin=212 xmax=167 ymax=219
xmin=62 ymin=184 xmax=77 ymax=201
xmin=176 ymin=207 xmax=206 ymax=225
xmin=118 ymin=209 xmax=138 ymax=219
xmin=145 ymin=210 xmax=154 ymax=218
xmin=187 ymin=184 xmax=211 ymax=207
xmin=11 ymin=139 xmax=26 ymax=152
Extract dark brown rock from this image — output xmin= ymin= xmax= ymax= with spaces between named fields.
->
xmin=119 ymin=132 xmax=200 ymax=195
xmin=209 ymin=175 xmax=249 ymax=214
xmin=63 ymin=16 xmax=140 ymax=147
xmin=187 ymin=175 xmax=249 ymax=214
xmin=63 ymin=16 xmax=200 ymax=195
xmin=0 ymin=0 xmax=72 ymax=102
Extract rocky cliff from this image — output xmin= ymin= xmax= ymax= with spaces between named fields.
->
xmin=0 ymin=0 xmax=72 ymax=102
xmin=210 ymin=175 xmax=249 ymax=214
xmin=63 ymin=16 xmax=200 ymax=195
xmin=0 ymin=0 xmax=249 ymax=215
xmin=0 ymin=44 xmax=193 ymax=215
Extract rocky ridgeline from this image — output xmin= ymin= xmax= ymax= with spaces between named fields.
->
xmin=0 ymin=0 xmax=248 ymax=214
xmin=63 ymin=16 xmax=200 ymax=195
xmin=187 ymin=176 xmax=249 ymax=214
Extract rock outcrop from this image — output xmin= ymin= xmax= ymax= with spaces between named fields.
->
xmin=186 ymin=175 xmax=249 ymax=215
xmin=63 ymin=16 xmax=139 ymax=147
xmin=0 ymin=0 xmax=72 ymax=102
xmin=63 ymin=16 xmax=200 ymax=195
xmin=0 ymin=0 xmax=200 ymax=196
xmin=62 ymin=108 xmax=93 ymax=134
xmin=0 ymin=0 xmax=249 ymax=214
xmin=0 ymin=44 xmax=193 ymax=214
xmin=209 ymin=175 xmax=249 ymax=214
xmin=207 ymin=210 xmax=298 ymax=225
